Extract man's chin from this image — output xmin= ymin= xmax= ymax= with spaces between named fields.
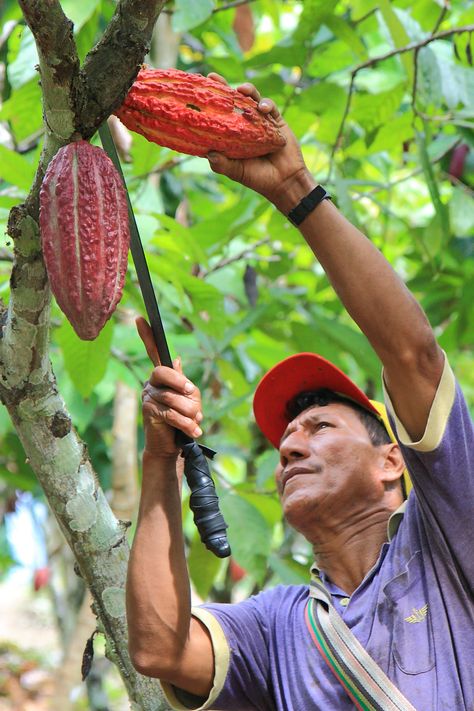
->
xmin=282 ymin=495 xmax=319 ymax=531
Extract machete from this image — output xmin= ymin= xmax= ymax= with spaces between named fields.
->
xmin=99 ymin=122 xmax=230 ymax=559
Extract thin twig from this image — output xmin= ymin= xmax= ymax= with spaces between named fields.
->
xmin=345 ymin=136 xmax=460 ymax=197
xmin=163 ymin=0 xmax=258 ymax=15
xmin=353 ymin=8 xmax=378 ymax=26
xmin=432 ymin=3 xmax=449 ymax=35
xmin=212 ymin=0 xmax=259 ymax=13
xmin=200 ymin=237 xmax=271 ymax=277
xmin=411 ymin=46 xmax=421 ymax=125
xmin=129 ymin=156 xmax=191 ymax=183
xmin=412 ymin=5 xmax=453 ymax=125
xmin=327 ymin=24 xmax=474 ymax=181
xmin=441 ymin=171 xmax=474 ymax=198
xmin=351 ymin=190 xmax=436 ymax=269
xmin=110 ymin=347 xmax=145 ymax=385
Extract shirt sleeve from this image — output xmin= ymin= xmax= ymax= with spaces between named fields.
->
xmin=383 ymin=355 xmax=474 ymax=583
xmin=160 ymin=595 xmax=274 ymax=711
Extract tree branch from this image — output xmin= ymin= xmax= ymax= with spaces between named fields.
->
xmin=79 ymin=0 xmax=168 ymax=136
xmin=327 ymin=24 xmax=474 ymax=180
xmin=18 ymin=0 xmax=80 ymax=142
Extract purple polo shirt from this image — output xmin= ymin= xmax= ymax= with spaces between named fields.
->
xmin=162 ymin=358 xmax=474 ymax=710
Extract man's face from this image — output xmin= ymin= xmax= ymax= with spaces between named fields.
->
xmin=275 ymin=402 xmax=386 ymax=533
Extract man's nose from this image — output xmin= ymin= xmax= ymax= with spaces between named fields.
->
xmin=279 ymin=429 xmax=311 ymax=467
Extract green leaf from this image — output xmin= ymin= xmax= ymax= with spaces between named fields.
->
xmin=255 ymin=449 xmax=280 ymax=489
xmin=234 ymin=487 xmax=281 ymax=527
xmin=188 ymin=534 xmax=223 ymax=599
xmin=153 ymin=215 xmax=207 ymax=265
xmin=268 ymin=554 xmax=309 ymax=585
xmin=325 ymin=16 xmax=367 ymax=61
xmin=378 ymin=0 xmax=414 ymax=84
xmin=244 ymin=41 xmax=307 ymax=69
xmin=188 ymin=196 xmax=259 ymax=252
xmin=294 ymin=0 xmax=340 ymax=43
xmin=75 ymin=9 xmax=101 ymax=63
xmin=55 ymin=319 xmax=114 ymax=399
xmin=415 ymin=131 xmax=450 ymax=245
xmin=1 ymin=433 xmax=38 ymax=492
xmin=450 ymin=187 xmax=474 ymax=237
xmin=300 ymin=311 xmax=381 ymax=383
xmin=172 ymin=0 xmax=215 ymax=32
xmin=0 ymin=79 xmax=43 ymax=142
xmin=333 ymin=173 xmax=360 ymax=228
xmin=7 ymin=27 xmax=38 ymax=89
xmin=0 ymin=145 xmax=36 ymax=192
xmin=245 ymin=331 xmax=290 ymax=370
xmin=219 ymin=493 xmax=271 ymax=583
xmin=61 ymin=0 xmax=101 ymax=31
xmin=416 ymin=47 xmax=442 ymax=108
xmin=0 ymin=196 xmax=22 ymax=210
xmin=369 ymin=112 xmax=413 ymax=154
xmin=351 ymin=85 xmax=405 ymax=132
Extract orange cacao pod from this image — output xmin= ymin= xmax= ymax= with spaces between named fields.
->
xmin=39 ymin=141 xmax=130 ymax=340
xmin=114 ymin=68 xmax=286 ymax=159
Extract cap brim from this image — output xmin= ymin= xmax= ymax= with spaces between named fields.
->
xmin=253 ymin=352 xmax=380 ymax=449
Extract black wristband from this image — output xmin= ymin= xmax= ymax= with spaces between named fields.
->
xmin=287 ymin=185 xmax=331 ymax=226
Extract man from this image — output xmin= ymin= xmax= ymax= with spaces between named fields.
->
xmin=127 ymin=78 xmax=474 ymax=710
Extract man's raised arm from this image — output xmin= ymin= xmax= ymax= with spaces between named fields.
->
xmin=207 ymin=77 xmax=444 ymax=442
xmin=126 ymin=317 xmax=214 ymax=697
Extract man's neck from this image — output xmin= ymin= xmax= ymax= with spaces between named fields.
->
xmin=311 ymin=511 xmax=390 ymax=595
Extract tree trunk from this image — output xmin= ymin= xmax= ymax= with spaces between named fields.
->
xmin=0 ymin=1 xmax=170 ymax=708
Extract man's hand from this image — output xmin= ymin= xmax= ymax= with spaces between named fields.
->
xmin=207 ymin=74 xmax=314 ymax=213
xmin=136 ymin=317 xmax=203 ymax=459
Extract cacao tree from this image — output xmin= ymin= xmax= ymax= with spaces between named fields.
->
xmin=0 ymin=0 xmax=170 ymax=707
xmin=1 ymin=0 xmax=473 ymax=707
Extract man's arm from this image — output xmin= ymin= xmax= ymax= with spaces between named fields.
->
xmin=126 ymin=318 xmax=214 ymax=697
xmin=207 ymin=78 xmax=444 ymax=441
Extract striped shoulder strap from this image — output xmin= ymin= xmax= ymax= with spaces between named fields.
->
xmin=305 ymin=574 xmax=416 ymax=711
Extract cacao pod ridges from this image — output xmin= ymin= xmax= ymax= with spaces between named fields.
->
xmin=39 ymin=141 xmax=130 ymax=340
xmin=114 ymin=68 xmax=286 ymax=159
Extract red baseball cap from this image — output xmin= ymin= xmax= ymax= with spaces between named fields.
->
xmin=253 ymin=352 xmax=381 ymax=449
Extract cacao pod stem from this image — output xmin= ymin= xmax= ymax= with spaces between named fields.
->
xmin=98 ymin=123 xmax=230 ymax=559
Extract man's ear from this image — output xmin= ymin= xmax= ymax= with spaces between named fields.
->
xmin=378 ymin=442 xmax=405 ymax=487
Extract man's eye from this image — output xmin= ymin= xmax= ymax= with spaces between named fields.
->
xmin=317 ymin=422 xmax=330 ymax=430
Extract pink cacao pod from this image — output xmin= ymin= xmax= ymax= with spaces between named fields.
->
xmin=39 ymin=141 xmax=130 ymax=340
xmin=114 ymin=68 xmax=286 ymax=159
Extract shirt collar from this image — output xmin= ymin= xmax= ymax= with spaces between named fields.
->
xmin=387 ymin=500 xmax=407 ymax=541
xmin=309 ymin=502 xmax=408 ymax=593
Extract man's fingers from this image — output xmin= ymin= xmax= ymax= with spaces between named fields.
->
xmin=136 ymin=317 xmax=160 ymax=367
xmin=237 ymin=82 xmax=261 ymax=103
xmin=207 ymin=152 xmax=244 ymax=182
xmin=143 ymin=384 xmax=202 ymax=420
xmin=259 ymin=98 xmax=281 ymax=121
xmin=144 ymin=401 xmax=202 ymax=438
xmin=208 ymin=72 xmax=228 ymax=86
xmin=149 ymin=364 xmax=197 ymax=397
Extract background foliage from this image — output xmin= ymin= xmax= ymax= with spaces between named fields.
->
xmin=1 ymin=0 xmax=473 ymax=644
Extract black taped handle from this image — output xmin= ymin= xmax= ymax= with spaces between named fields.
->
xmin=98 ymin=123 xmax=231 ymax=559
xmin=177 ymin=435 xmax=230 ymax=558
